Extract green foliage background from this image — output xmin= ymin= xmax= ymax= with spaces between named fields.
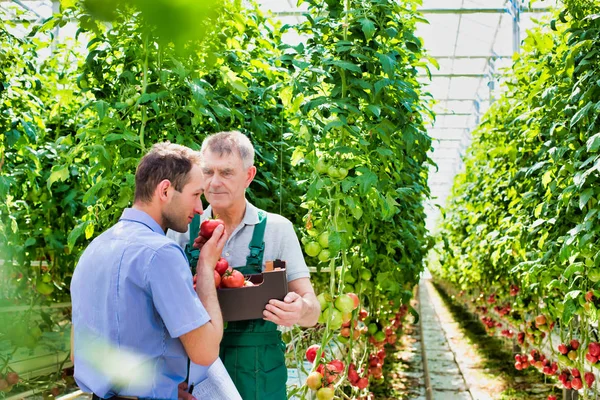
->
xmin=0 ymin=0 xmax=433 ymax=396
xmin=433 ymin=0 xmax=600 ymax=390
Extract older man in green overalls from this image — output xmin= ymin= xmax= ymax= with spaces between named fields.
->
xmin=168 ymin=131 xmax=321 ymax=399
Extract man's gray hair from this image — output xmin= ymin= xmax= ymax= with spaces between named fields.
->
xmin=200 ymin=131 xmax=255 ymax=169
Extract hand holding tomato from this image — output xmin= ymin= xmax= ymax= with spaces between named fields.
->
xmin=263 ymin=291 xmax=305 ymax=327
xmin=197 ymin=224 xmax=227 ymax=273
xmin=193 ymin=218 xmax=224 ymax=250
xmin=200 ymin=218 xmax=224 ymax=239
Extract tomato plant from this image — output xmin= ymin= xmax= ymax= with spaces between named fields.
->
xmin=433 ymin=1 xmax=600 ymax=398
xmin=283 ymin=0 xmax=434 ymax=397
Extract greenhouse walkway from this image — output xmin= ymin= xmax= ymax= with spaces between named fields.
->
xmin=417 ymin=277 xmax=509 ymax=400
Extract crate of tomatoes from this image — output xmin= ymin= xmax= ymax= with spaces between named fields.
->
xmin=209 ymin=258 xmax=288 ymax=322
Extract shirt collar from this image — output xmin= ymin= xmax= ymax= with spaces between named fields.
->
xmin=241 ymin=200 xmax=260 ymax=226
xmin=119 ymin=208 xmax=165 ymax=235
xmin=205 ymin=200 xmax=261 ymax=226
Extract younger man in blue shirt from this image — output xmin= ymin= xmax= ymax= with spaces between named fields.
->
xmin=71 ymin=143 xmax=227 ymax=399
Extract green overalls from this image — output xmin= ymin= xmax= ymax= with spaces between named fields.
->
xmin=185 ymin=212 xmax=287 ymax=400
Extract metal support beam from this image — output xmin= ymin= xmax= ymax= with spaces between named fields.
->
xmin=508 ymin=0 xmax=521 ymax=54
xmin=273 ymin=7 xmax=551 ymax=17
xmin=8 ymin=0 xmax=42 ymax=18
xmin=420 ymin=73 xmax=487 ymax=78
xmin=430 ymin=55 xmax=511 ymax=60
xmin=418 ymin=7 xmax=550 ymax=14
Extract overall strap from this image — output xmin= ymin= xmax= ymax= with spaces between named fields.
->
xmin=245 ymin=211 xmax=267 ymax=269
xmin=186 ymin=214 xmax=201 ymax=273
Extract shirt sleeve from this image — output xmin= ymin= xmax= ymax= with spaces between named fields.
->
xmin=276 ymin=217 xmax=310 ymax=282
xmin=147 ymin=243 xmax=210 ymax=338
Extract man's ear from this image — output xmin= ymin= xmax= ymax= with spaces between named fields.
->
xmin=156 ymin=179 xmax=172 ymax=202
xmin=245 ymin=166 xmax=257 ymax=188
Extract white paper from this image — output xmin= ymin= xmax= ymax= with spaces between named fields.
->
xmin=191 ymin=358 xmax=242 ymax=400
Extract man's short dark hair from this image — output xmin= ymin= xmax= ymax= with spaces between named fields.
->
xmin=134 ymin=143 xmax=202 ymax=203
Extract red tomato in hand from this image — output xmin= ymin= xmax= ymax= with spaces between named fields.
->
xmin=215 ymin=258 xmax=229 ymax=276
xmin=221 ymin=269 xmax=245 ymax=288
xmin=200 ymin=219 xmax=224 ymax=239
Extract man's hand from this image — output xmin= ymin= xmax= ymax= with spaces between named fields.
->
xmin=197 ymin=225 xmax=227 ymax=271
xmin=178 ymin=382 xmax=196 ymax=400
xmin=192 ymin=234 xmax=207 ymax=251
xmin=263 ymin=292 xmax=306 ymax=327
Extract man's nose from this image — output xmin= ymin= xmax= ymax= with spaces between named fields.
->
xmin=210 ymin=175 xmax=223 ymax=187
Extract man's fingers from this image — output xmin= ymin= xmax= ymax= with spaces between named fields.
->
xmin=263 ymin=309 xmax=282 ymax=324
xmin=215 ymin=227 xmax=228 ymax=251
xmin=192 ymin=236 xmax=207 ymax=249
xmin=266 ymin=302 xmax=301 ymax=319
xmin=284 ymin=292 xmax=301 ymax=303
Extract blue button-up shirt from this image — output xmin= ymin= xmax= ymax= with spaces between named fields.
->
xmin=71 ymin=208 xmax=211 ymax=399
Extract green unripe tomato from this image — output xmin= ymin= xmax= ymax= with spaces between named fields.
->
xmin=323 ymin=308 xmax=343 ymax=330
xmin=317 ymin=293 xmax=332 ymax=310
xmin=589 ymin=268 xmax=600 ymax=283
xmin=318 ymin=232 xmax=329 ymax=249
xmin=36 ymin=281 xmax=54 ymax=296
xmin=335 ymin=294 xmax=355 ymax=314
xmin=360 ymin=269 xmax=372 ymax=280
xmin=327 ymin=165 xmax=339 ymax=178
xmin=305 ymin=242 xmax=322 ymax=257
xmin=316 ymin=386 xmax=334 ymax=400
xmin=337 ymin=167 xmax=348 ymax=179
xmin=367 ymin=323 xmax=378 ymax=335
xmin=344 ymin=272 xmax=356 ymax=284
xmin=374 ymin=330 xmax=386 ymax=342
xmin=315 ymin=158 xmax=328 ymax=174
xmin=318 ymin=249 xmax=331 ymax=263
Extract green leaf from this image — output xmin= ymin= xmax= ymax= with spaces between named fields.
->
xmin=359 ymin=18 xmax=375 ymax=41
xmin=562 ymin=298 xmax=577 ymax=324
xmin=20 ymin=119 xmax=37 ymax=142
xmin=95 ymin=100 xmax=108 ymax=120
xmin=116 ymin=186 xmax=133 ymax=208
xmin=376 ymin=147 xmax=393 ymax=157
xmin=586 ymin=132 xmax=600 ymax=152
xmin=329 ymin=231 xmax=342 ymax=254
xmin=85 ymin=222 xmax=95 ymax=239
xmin=377 ymin=53 xmax=396 ymax=75
xmin=327 ymin=60 xmax=362 ymax=73
xmin=565 ymin=290 xmax=581 ymax=300
xmin=47 ymin=165 xmax=70 ymax=191
xmin=579 ymin=188 xmax=594 ymax=210
xmin=563 ymin=262 xmax=584 ymax=280
xmin=24 ymin=238 xmax=36 ymax=247
xmin=356 ymin=167 xmax=378 ymax=195
xmin=68 ymin=221 xmax=87 ymax=250
xmin=344 ymin=197 xmax=363 ymax=219
xmin=405 ymin=41 xmax=420 ymax=52
xmin=570 ymin=102 xmax=593 ymax=128
xmin=366 ymin=104 xmax=381 ymax=117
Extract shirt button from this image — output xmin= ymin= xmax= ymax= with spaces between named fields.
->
xmin=225 ymin=252 xmax=230 ymax=257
